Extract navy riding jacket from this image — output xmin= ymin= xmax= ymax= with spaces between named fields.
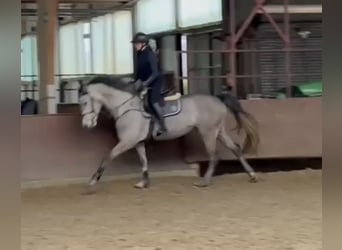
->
xmin=134 ymin=46 xmax=162 ymax=88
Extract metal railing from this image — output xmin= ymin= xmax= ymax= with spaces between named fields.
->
xmin=20 ymin=72 xmax=180 ymax=104
xmin=175 ymin=0 xmax=322 ymax=98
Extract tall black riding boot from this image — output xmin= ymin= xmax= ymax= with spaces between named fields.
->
xmin=152 ymin=102 xmax=168 ymax=135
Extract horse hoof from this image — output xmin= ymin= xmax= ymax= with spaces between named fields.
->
xmin=249 ymin=176 xmax=258 ymax=183
xmin=134 ymin=181 xmax=149 ymax=189
xmin=193 ymin=181 xmax=211 ymax=188
xmin=88 ymin=179 xmax=97 ymax=186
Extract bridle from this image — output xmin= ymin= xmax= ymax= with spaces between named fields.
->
xmin=81 ymin=96 xmax=96 ymax=116
xmin=81 ymin=91 xmax=142 ymax=123
xmin=80 ymin=95 xmax=99 ymax=127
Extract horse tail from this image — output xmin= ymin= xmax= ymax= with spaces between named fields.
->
xmin=218 ymin=94 xmax=260 ymax=153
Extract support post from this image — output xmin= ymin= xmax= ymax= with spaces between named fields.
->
xmin=284 ymin=0 xmax=292 ymax=97
xmin=228 ymin=0 xmax=237 ymax=96
xmin=37 ymin=0 xmax=57 ymax=114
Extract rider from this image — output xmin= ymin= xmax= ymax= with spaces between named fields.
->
xmin=131 ymin=32 xmax=167 ymax=135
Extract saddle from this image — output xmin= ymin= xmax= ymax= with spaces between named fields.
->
xmin=140 ymin=87 xmax=182 ymax=118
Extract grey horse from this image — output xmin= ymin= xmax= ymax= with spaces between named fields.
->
xmin=79 ymin=75 xmax=260 ymax=189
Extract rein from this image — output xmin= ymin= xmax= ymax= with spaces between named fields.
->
xmin=113 ymin=90 xmax=147 ymax=122
xmin=82 ymin=86 xmax=148 ymax=122
xmin=114 ymin=94 xmax=136 ymax=113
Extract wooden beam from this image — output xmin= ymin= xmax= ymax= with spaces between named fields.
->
xmin=260 ymin=5 xmax=322 ymax=14
xmin=37 ymin=0 xmax=58 ymax=114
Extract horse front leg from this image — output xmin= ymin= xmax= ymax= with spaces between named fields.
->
xmin=134 ymin=142 xmax=150 ymax=189
xmin=85 ymin=142 xmax=135 ymax=193
xmin=88 ymin=156 xmax=106 ymax=186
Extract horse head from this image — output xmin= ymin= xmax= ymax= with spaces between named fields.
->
xmin=78 ymin=82 xmax=102 ymax=129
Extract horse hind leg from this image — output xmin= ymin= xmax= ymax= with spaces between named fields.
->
xmin=218 ymin=127 xmax=258 ymax=183
xmin=194 ymin=128 xmax=220 ymax=187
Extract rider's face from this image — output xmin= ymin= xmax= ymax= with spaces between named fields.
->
xmin=134 ymin=43 xmax=143 ymax=51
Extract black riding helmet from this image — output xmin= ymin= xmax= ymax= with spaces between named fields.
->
xmin=131 ymin=32 xmax=149 ymax=44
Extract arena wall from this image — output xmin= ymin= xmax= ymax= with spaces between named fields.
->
xmin=21 ymin=97 xmax=321 ymax=184
xmin=185 ymin=97 xmax=322 ymax=162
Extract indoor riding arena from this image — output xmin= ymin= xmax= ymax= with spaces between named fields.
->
xmin=21 ymin=0 xmax=322 ymax=249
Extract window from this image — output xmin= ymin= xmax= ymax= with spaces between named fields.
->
xmin=21 ymin=35 xmax=38 ymax=82
xmin=83 ymin=22 xmax=91 ymax=35
xmin=83 ymin=21 xmax=92 ymax=73
xmin=178 ymin=0 xmax=222 ymax=28
xmin=83 ymin=37 xmax=92 ymax=73
xmin=136 ymin=0 xmax=176 ymax=33
xmin=112 ymin=11 xmax=134 ymax=74
xmin=59 ymin=23 xmax=79 ymax=76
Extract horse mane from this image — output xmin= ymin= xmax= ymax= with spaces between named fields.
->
xmin=86 ymin=74 xmax=136 ymax=95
